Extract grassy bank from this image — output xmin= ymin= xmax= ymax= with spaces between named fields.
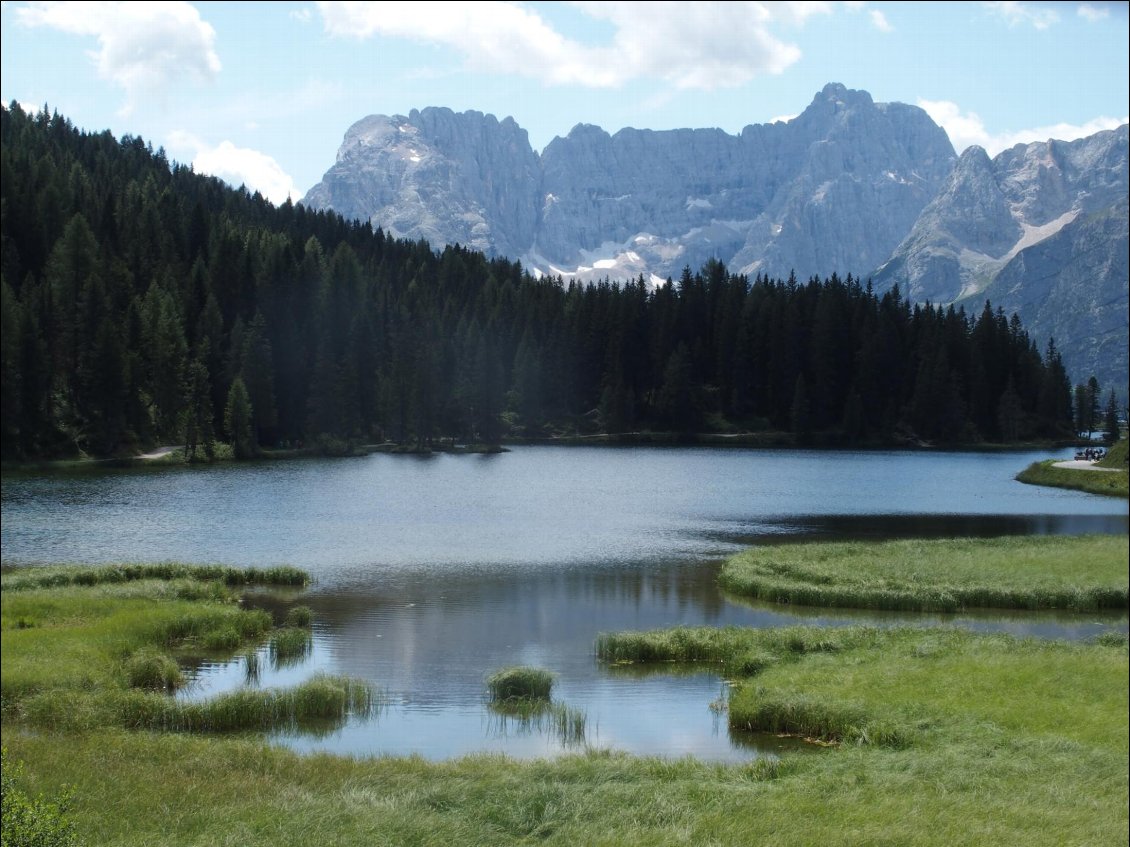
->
xmin=1017 ymin=454 xmax=1129 ymax=498
xmin=0 ymin=566 xmax=374 ymax=739
xmin=4 ymin=621 xmax=1126 ymax=846
xmin=717 ymin=535 xmax=1129 ymax=612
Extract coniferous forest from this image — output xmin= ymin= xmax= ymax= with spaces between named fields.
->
xmin=0 ymin=104 xmax=1076 ymax=460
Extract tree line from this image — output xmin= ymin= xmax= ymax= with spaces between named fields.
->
xmin=0 ymin=104 xmax=1077 ymax=459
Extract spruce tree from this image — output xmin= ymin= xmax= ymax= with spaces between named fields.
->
xmin=224 ymin=377 xmax=255 ymax=459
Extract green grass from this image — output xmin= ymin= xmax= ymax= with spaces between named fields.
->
xmin=717 ymin=535 xmax=1129 ymax=612
xmin=485 ymin=666 xmax=555 ymax=702
xmin=269 ymin=627 xmax=312 ymax=667
xmin=1098 ymin=437 xmax=1128 ymax=468
xmin=1 ymin=562 xmax=310 ymax=591
xmin=1 ymin=582 xmax=272 ymax=706
xmin=4 ymin=625 xmax=1127 ymax=846
xmin=0 ymin=567 xmax=366 ymax=739
xmin=1017 ymin=458 xmax=1129 ymax=497
xmin=283 ymin=605 xmax=314 ymax=628
xmin=124 ymin=648 xmax=185 ymax=691
xmin=4 ymin=562 xmax=1128 ymax=846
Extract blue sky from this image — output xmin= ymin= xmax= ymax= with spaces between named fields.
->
xmin=3 ymin=1 xmax=1127 ymax=203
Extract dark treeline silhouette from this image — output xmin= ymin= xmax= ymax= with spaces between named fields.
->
xmin=0 ymin=104 xmax=1074 ymax=459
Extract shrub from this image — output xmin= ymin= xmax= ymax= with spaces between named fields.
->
xmin=1 ymin=748 xmax=80 ymax=847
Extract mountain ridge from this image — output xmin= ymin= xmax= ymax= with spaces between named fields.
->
xmin=301 ymin=85 xmax=1129 ymax=391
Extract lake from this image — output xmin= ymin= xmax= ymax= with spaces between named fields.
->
xmin=2 ymin=446 xmax=1126 ymax=761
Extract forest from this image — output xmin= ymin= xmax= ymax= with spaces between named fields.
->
xmin=0 ymin=103 xmax=1078 ymax=459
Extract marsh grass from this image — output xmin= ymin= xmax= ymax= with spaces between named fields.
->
xmin=1017 ymin=459 xmax=1129 ymax=497
xmin=269 ymin=627 xmax=312 ymax=667
xmin=718 ymin=536 xmax=1128 ymax=612
xmin=243 ymin=651 xmax=261 ymax=685
xmin=5 ymin=621 xmax=1126 ymax=847
xmin=124 ymin=649 xmax=184 ymax=692
xmin=283 ymin=606 xmax=314 ymax=627
xmin=486 ymin=667 xmax=554 ymax=702
xmin=597 ymin=624 xmax=1128 ymax=753
xmin=0 ymin=563 xmax=309 ymax=592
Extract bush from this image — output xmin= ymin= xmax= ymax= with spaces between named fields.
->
xmin=1 ymin=748 xmax=80 ymax=847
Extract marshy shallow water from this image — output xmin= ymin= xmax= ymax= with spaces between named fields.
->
xmin=3 ymin=446 xmax=1126 ymax=760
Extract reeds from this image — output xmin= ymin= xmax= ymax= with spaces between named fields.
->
xmin=124 ymin=649 xmax=184 ymax=692
xmin=485 ymin=667 xmax=554 ymax=702
xmin=22 ymin=675 xmax=378 ymax=734
xmin=268 ymin=627 xmax=312 ymax=667
xmin=283 ymin=606 xmax=314 ymax=628
xmin=487 ymin=700 xmax=587 ymax=746
xmin=1 ymin=563 xmax=310 ymax=592
xmin=729 ymin=691 xmax=910 ymax=748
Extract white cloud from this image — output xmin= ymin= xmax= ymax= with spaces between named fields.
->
xmin=868 ymin=8 xmax=893 ymax=31
xmin=1077 ymin=4 xmax=1109 ymax=21
xmin=982 ymin=1 xmax=1060 ymax=29
xmin=768 ymin=113 xmax=798 ymax=124
xmin=918 ymin=98 xmax=1127 ymax=155
xmin=316 ymin=1 xmax=832 ymax=90
xmin=15 ymin=1 xmax=220 ymax=114
xmin=167 ymin=131 xmax=296 ymax=205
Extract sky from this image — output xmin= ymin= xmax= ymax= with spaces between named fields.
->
xmin=2 ymin=1 xmax=1127 ymax=204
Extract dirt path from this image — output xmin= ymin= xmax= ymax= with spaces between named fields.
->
xmin=1051 ymin=460 xmax=1120 ymax=472
xmin=137 ymin=446 xmax=180 ymax=460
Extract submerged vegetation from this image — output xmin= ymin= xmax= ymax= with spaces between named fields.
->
xmin=718 ymin=535 xmax=1130 ymax=612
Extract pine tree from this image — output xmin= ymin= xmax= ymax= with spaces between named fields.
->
xmin=1103 ymin=390 xmax=1121 ymax=444
xmin=184 ymin=345 xmax=215 ymax=462
xmin=224 ymin=377 xmax=255 ymax=459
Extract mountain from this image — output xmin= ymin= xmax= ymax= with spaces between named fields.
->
xmin=302 ymin=86 xmax=1128 ymax=391
xmin=303 ymin=83 xmax=956 ymax=284
xmin=979 ymin=196 xmax=1129 ymax=394
xmin=874 ymin=125 xmax=1128 ymax=390
xmin=301 ymin=108 xmax=540 ymax=261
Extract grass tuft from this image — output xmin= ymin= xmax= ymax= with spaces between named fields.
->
xmin=486 ymin=667 xmax=554 ymax=702
xmin=269 ymin=628 xmax=312 ymax=667
xmin=124 ymin=649 xmax=184 ymax=692
xmin=283 ymin=606 xmax=314 ymax=628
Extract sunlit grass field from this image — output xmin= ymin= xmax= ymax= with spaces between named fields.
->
xmin=3 ymin=554 xmax=1128 ymax=846
xmin=718 ymin=535 xmax=1129 ymax=611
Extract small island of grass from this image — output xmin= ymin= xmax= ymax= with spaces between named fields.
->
xmin=718 ymin=535 xmax=1129 ymax=612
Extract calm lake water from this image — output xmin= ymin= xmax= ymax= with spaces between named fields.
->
xmin=2 ymin=446 xmax=1126 ymax=761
